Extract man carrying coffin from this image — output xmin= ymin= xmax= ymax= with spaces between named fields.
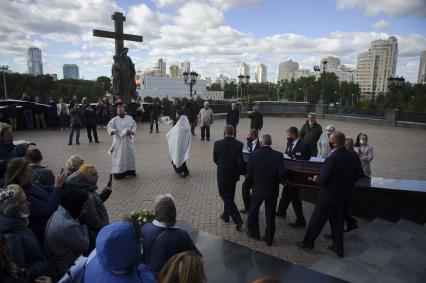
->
xmin=107 ymin=103 xmax=137 ymax=180
xmin=296 ymin=131 xmax=361 ymax=257
xmin=276 ymin=127 xmax=312 ymax=228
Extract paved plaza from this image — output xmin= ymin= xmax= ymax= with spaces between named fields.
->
xmin=15 ymin=117 xmax=426 ymax=267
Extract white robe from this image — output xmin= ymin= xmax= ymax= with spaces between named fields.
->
xmin=166 ymin=116 xmax=191 ymax=168
xmin=107 ymin=115 xmax=137 ymax=174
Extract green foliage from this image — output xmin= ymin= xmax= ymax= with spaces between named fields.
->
xmin=0 ymin=73 xmax=111 ymax=102
xmin=162 ymin=97 xmax=171 ymax=116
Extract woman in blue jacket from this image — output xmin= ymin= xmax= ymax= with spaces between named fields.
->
xmin=83 ymin=220 xmax=155 ymax=283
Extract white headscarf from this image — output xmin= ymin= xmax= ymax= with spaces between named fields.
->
xmin=166 ymin=115 xmax=191 ymax=167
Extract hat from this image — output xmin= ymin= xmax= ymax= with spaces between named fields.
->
xmin=79 ymin=164 xmax=95 ymax=179
xmin=0 ymin=185 xmax=21 ymax=217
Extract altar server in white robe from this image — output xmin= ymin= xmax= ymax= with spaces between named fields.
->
xmin=166 ymin=110 xmax=191 ymax=177
xmin=107 ymin=103 xmax=137 ymax=179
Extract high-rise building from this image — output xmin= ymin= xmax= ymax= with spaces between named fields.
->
xmin=151 ymin=58 xmax=166 ymax=76
xmin=63 ymin=64 xmax=79 ymax=79
xmin=180 ymin=61 xmax=191 ymax=76
xmin=418 ymin=50 xmax=426 ymax=84
xmin=320 ymin=56 xmax=355 ymax=83
xmin=238 ymin=63 xmax=250 ymax=77
xmin=277 ymin=60 xmax=299 ymax=82
xmin=27 ymin=47 xmax=43 ymax=75
xmin=255 ymin=63 xmax=267 ymax=83
xmin=294 ymin=69 xmax=314 ymax=79
xmin=356 ymin=36 xmax=398 ymax=98
xmin=169 ymin=65 xmax=179 ymax=78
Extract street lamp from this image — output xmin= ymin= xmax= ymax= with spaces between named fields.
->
xmin=0 ymin=65 xmax=8 ymax=100
xmin=351 ymin=93 xmax=358 ymax=107
xmin=183 ymin=71 xmax=198 ymax=97
xmin=319 ymin=60 xmax=327 ymax=104
xmin=299 ymin=87 xmax=307 ymax=102
xmin=237 ymin=74 xmax=250 ymax=103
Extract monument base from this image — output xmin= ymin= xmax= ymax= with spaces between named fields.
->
xmin=315 ymin=103 xmax=326 ymax=118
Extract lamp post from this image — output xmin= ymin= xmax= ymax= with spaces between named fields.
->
xmin=319 ymin=60 xmax=327 ymax=104
xmin=183 ymin=71 xmax=198 ymax=97
xmin=0 ymin=65 xmax=8 ymax=100
xmin=351 ymin=93 xmax=358 ymax=107
xmin=237 ymin=74 xmax=250 ymax=103
xmin=299 ymin=87 xmax=307 ymax=102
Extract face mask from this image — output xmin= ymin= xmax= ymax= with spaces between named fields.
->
xmin=287 ymin=137 xmax=294 ymax=143
xmin=360 ymin=139 xmax=366 ymax=145
xmin=20 ymin=212 xmax=30 ymax=218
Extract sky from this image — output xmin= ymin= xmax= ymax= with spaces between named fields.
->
xmin=0 ymin=0 xmax=425 ymax=82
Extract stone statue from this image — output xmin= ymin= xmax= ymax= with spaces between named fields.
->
xmin=111 ymin=47 xmax=137 ymax=102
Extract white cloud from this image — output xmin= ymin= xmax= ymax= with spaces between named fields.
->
xmin=373 ymin=19 xmax=390 ymax=31
xmin=335 ymin=0 xmax=426 ymax=17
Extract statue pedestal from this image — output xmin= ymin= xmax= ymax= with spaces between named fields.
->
xmin=384 ymin=108 xmax=399 ymax=126
xmin=315 ymin=103 xmax=326 ymax=118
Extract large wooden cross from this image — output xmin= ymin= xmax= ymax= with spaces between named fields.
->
xmin=93 ymin=12 xmax=143 ymax=56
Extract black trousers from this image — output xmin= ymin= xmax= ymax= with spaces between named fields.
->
xmin=303 ymin=196 xmax=345 ymax=253
xmin=241 ymin=177 xmax=252 ymax=210
xmin=218 ymin=182 xmax=242 ymax=225
xmin=150 ymin=117 xmax=159 ymax=132
xmin=247 ymin=196 xmax=277 ymax=245
xmin=277 ymin=186 xmax=306 ymax=224
xmin=344 ymin=186 xmax=357 ymax=228
xmin=200 ymin=126 xmax=210 ymax=140
xmin=86 ymin=125 xmax=99 ymax=142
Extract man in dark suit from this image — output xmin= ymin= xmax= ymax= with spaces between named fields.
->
xmin=240 ymin=129 xmax=260 ymax=213
xmin=246 ymin=134 xmax=286 ymax=246
xmin=213 ymin=125 xmax=245 ymax=231
xmin=277 ymin=127 xmax=312 ymax=228
xmin=149 ymin=101 xmax=161 ymax=133
xmin=296 ymin=131 xmax=361 ymax=257
xmin=226 ymin=103 xmax=240 ymax=135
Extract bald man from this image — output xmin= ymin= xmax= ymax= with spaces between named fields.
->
xmin=296 ymin=131 xmax=361 ymax=257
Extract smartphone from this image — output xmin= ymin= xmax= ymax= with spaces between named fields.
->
xmin=107 ymin=173 xmax=113 ymax=187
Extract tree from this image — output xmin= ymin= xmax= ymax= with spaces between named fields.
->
xmin=96 ymin=76 xmax=112 ymax=93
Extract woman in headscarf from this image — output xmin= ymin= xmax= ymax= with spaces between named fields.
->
xmin=166 ymin=111 xmax=191 ymax=177
xmin=4 ymin=158 xmax=66 ymax=246
xmin=0 ymin=185 xmax=49 ymax=282
xmin=317 ymin=124 xmax=335 ymax=159
xmin=354 ymin=132 xmax=374 ymax=177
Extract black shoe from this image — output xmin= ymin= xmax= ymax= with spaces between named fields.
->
xmin=246 ymin=230 xmax=260 ymax=240
xmin=289 ymin=221 xmax=306 ymax=228
xmin=76 ymin=142 xmax=80 ymax=145
xmin=323 ymin=233 xmax=332 ymax=240
xmin=89 ymin=140 xmax=93 ymax=143
xmin=207 ymin=139 xmax=210 ymax=141
xmin=95 ymin=141 xmax=100 ymax=143
xmin=328 ymin=245 xmax=344 ymax=258
xmin=201 ymin=138 xmax=204 ymax=141
xmin=240 ymin=209 xmax=248 ymax=214
xmin=156 ymin=131 xmax=159 ymax=133
xmin=68 ymin=143 xmax=72 ymax=146
xmin=236 ymin=222 xmax=243 ymax=231
xmin=220 ymin=214 xmax=229 ymax=223
xmin=276 ymin=212 xmax=286 ymax=218
xmin=262 ymin=236 xmax=272 ymax=246
xmin=345 ymin=223 xmax=358 ymax=233
xmin=150 ymin=131 xmax=153 ymax=133
xmin=183 ymin=170 xmax=189 ymax=177
xmin=295 ymin=241 xmax=314 ymax=250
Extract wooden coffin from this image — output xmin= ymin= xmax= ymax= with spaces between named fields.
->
xmin=283 ymin=156 xmax=325 ymax=189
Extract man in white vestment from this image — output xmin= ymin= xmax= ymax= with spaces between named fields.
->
xmin=166 ymin=111 xmax=191 ymax=177
xmin=107 ymin=103 xmax=137 ymax=179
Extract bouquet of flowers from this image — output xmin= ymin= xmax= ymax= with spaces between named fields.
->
xmin=127 ymin=209 xmax=155 ymax=228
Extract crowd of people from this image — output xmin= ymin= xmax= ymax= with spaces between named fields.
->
xmin=0 ymin=97 xmax=376 ymax=282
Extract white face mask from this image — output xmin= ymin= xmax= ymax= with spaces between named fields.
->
xmin=360 ymin=139 xmax=366 ymax=145
xmin=20 ymin=212 xmax=30 ymax=218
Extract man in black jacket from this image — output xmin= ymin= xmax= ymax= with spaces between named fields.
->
xmin=277 ymin=127 xmax=312 ymax=228
xmin=150 ymin=101 xmax=161 ymax=133
xmin=84 ymin=105 xmax=99 ymax=143
xmin=240 ymin=129 xmax=260 ymax=213
xmin=248 ymin=106 xmax=263 ymax=131
xmin=296 ymin=131 xmax=361 ymax=257
xmin=213 ymin=125 xmax=245 ymax=231
xmin=300 ymin=113 xmax=322 ymax=156
xmin=246 ymin=134 xmax=286 ymax=246
xmin=226 ymin=103 xmax=239 ymax=135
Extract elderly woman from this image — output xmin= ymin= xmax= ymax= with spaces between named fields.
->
xmin=66 ymin=164 xmax=110 ymax=250
xmin=44 ymin=189 xmax=90 ymax=281
xmin=83 ymin=221 xmax=155 ymax=283
xmin=0 ymin=185 xmax=49 ymax=281
xmin=65 ymin=155 xmax=84 ymax=177
xmin=354 ymin=132 xmax=374 ymax=177
xmin=4 ymin=158 xmax=66 ymax=246
xmin=317 ymin=124 xmax=335 ymax=159
xmin=141 ymin=194 xmax=200 ymax=277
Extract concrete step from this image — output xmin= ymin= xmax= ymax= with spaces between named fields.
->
xmin=347 ymin=218 xmax=394 ymax=246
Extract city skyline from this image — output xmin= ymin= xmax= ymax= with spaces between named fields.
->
xmin=0 ymin=0 xmax=425 ymax=82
